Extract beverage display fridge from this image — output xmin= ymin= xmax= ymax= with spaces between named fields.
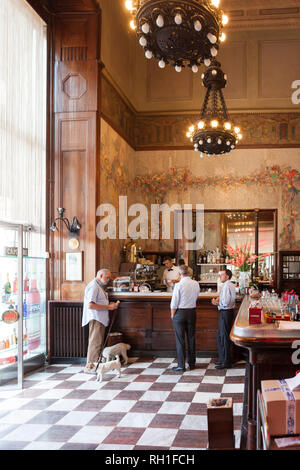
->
xmin=0 ymin=221 xmax=47 ymax=388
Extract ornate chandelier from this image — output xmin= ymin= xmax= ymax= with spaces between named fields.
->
xmin=186 ymin=60 xmax=242 ymax=157
xmin=125 ymin=0 xmax=229 ymax=72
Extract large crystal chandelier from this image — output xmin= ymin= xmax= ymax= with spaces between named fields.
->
xmin=186 ymin=60 xmax=243 ymax=157
xmin=125 ymin=0 xmax=229 ymax=73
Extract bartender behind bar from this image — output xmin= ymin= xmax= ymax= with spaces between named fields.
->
xmin=162 ymin=256 xmax=180 ymax=292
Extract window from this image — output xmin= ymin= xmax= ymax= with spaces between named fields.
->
xmin=0 ymin=0 xmax=47 ymax=254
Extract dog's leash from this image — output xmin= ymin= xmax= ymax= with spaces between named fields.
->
xmin=95 ymin=301 xmax=120 ymax=372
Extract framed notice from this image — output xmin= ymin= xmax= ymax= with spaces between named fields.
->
xmin=65 ymin=252 xmax=83 ymax=282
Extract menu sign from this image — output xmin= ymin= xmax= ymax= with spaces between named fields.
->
xmin=2 ymin=309 xmax=19 ymax=324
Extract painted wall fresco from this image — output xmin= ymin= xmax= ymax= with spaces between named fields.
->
xmin=134 ymin=113 xmax=300 ymax=149
xmin=99 ymin=118 xmax=135 ymax=273
xmin=101 ymin=76 xmax=300 ymax=149
xmin=100 ymin=116 xmax=300 ymax=276
xmin=101 ymin=75 xmax=136 ymax=148
xmin=132 ymin=152 xmax=300 ymax=251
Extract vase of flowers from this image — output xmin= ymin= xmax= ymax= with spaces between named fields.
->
xmin=225 ymin=243 xmax=270 ymax=293
xmin=238 ymin=270 xmax=251 ymax=292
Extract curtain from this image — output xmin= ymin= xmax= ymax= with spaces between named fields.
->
xmin=0 ymin=0 xmax=47 ymax=254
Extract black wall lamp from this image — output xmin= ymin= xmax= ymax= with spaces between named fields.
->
xmin=50 ymin=208 xmax=81 ymax=249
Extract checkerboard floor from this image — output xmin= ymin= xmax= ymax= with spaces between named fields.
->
xmin=0 ymin=357 xmax=247 ymax=450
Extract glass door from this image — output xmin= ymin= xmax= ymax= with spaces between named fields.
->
xmin=0 ymin=222 xmax=24 ymax=388
xmin=0 ymin=222 xmax=47 ymax=389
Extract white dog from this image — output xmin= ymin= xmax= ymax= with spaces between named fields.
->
xmin=96 ymin=355 xmax=121 ymax=382
xmin=102 ymin=343 xmax=131 ymax=364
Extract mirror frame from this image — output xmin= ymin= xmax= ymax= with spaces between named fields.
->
xmin=174 ymin=208 xmax=278 ymax=289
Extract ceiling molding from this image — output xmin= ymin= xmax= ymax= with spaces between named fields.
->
xmin=223 ymin=0 xmax=300 ymax=30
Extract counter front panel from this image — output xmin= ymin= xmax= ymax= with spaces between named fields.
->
xmin=48 ymin=293 xmax=242 ymax=360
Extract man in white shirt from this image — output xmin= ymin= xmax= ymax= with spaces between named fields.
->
xmin=170 ymin=265 xmax=200 ymax=372
xmin=162 ymin=256 xmax=180 ymax=292
xmin=82 ymin=269 xmax=119 ymax=374
xmin=211 ymin=269 xmax=236 ymax=369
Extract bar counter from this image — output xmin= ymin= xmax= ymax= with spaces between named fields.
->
xmin=230 ymin=296 xmax=300 ymax=449
xmin=108 ymin=291 xmax=242 ymax=354
xmin=48 ymin=291 xmax=243 ymax=363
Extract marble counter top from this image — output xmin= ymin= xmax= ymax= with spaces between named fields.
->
xmin=231 ymin=296 xmax=300 ymax=340
xmin=109 ymin=291 xmax=218 ymax=298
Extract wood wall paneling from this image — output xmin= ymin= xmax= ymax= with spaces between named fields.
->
xmin=51 ymin=6 xmax=101 ymax=300
xmin=53 ymin=112 xmax=97 ymax=300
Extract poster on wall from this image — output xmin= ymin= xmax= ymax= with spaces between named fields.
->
xmin=65 ymin=252 xmax=83 ymax=282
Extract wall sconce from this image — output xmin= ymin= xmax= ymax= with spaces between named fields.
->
xmin=50 ymin=208 xmax=81 ymax=249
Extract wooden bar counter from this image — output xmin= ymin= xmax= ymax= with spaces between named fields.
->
xmin=230 ymin=296 xmax=300 ymax=450
xmin=108 ymin=292 xmax=241 ymax=354
xmin=48 ymin=292 xmax=242 ymax=361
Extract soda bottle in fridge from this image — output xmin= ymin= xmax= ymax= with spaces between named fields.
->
xmin=27 ymin=279 xmax=41 ymax=351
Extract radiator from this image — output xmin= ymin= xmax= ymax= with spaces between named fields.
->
xmin=48 ymin=301 xmax=88 ymax=361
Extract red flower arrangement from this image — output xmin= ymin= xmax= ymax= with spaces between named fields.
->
xmin=225 ymin=243 xmax=271 ymax=272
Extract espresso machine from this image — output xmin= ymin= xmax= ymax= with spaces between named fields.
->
xmin=115 ymin=262 xmax=160 ymax=291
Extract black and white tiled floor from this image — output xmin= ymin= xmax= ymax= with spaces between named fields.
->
xmin=0 ymin=357 xmax=246 ymax=450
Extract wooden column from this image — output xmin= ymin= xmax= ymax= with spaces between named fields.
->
xmin=50 ymin=0 xmax=101 ymax=300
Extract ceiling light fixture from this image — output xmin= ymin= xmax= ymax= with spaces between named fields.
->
xmin=186 ymin=60 xmax=243 ymax=157
xmin=125 ymin=0 xmax=229 ymax=72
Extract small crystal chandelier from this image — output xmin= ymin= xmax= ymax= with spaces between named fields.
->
xmin=125 ymin=0 xmax=229 ymax=72
xmin=186 ymin=60 xmax=242 ymax=157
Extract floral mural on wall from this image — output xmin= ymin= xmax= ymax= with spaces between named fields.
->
xmin=132 ymin=165 xmax=300 ymax=250
xmin=100 ymin=113 xmax=300 ymax=255
xmin=99 ymin=120 xmax=134 ymax=272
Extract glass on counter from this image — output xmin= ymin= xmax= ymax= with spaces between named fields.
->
xmin=260 ymin=289 xmax=300 ymax=323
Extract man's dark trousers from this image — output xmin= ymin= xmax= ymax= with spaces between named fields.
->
xmin=172 ymin=308 xmax=196 ymax=369
xmin=217 ymin=309 xmax=234 ymax=365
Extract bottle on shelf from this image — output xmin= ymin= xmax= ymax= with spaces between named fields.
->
xmin=27 ymin=279 xmax=41 ymax=351
xmin=292 ymin=295 xmax=300 ymax=321
xmin=12 ymin=273 xmax=18 ymax=293
xmin=4 ymin=273 xmax=11 ymax=295
xmin=1 ymin=285 xmax=6 ymax=303
xmin=23 ymin=327 xmax=28 ymax=349
xmin=216 ymin=247 xmax=220 ymax=264
xmin=23 ymin=299 xmax=28 ymax=319
xmin=24 ymin=273 xmax=29 ymax=292
xmin=12 ymin=328 xmax=17 ymax=346
xmin=137 ymin=247 xmax=143 ymax=260
xmin=202 ymin=252 xmax=207 ymax=264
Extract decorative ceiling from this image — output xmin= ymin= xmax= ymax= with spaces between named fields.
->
xmin=222 ymin=0 xmax=300 ymax=30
